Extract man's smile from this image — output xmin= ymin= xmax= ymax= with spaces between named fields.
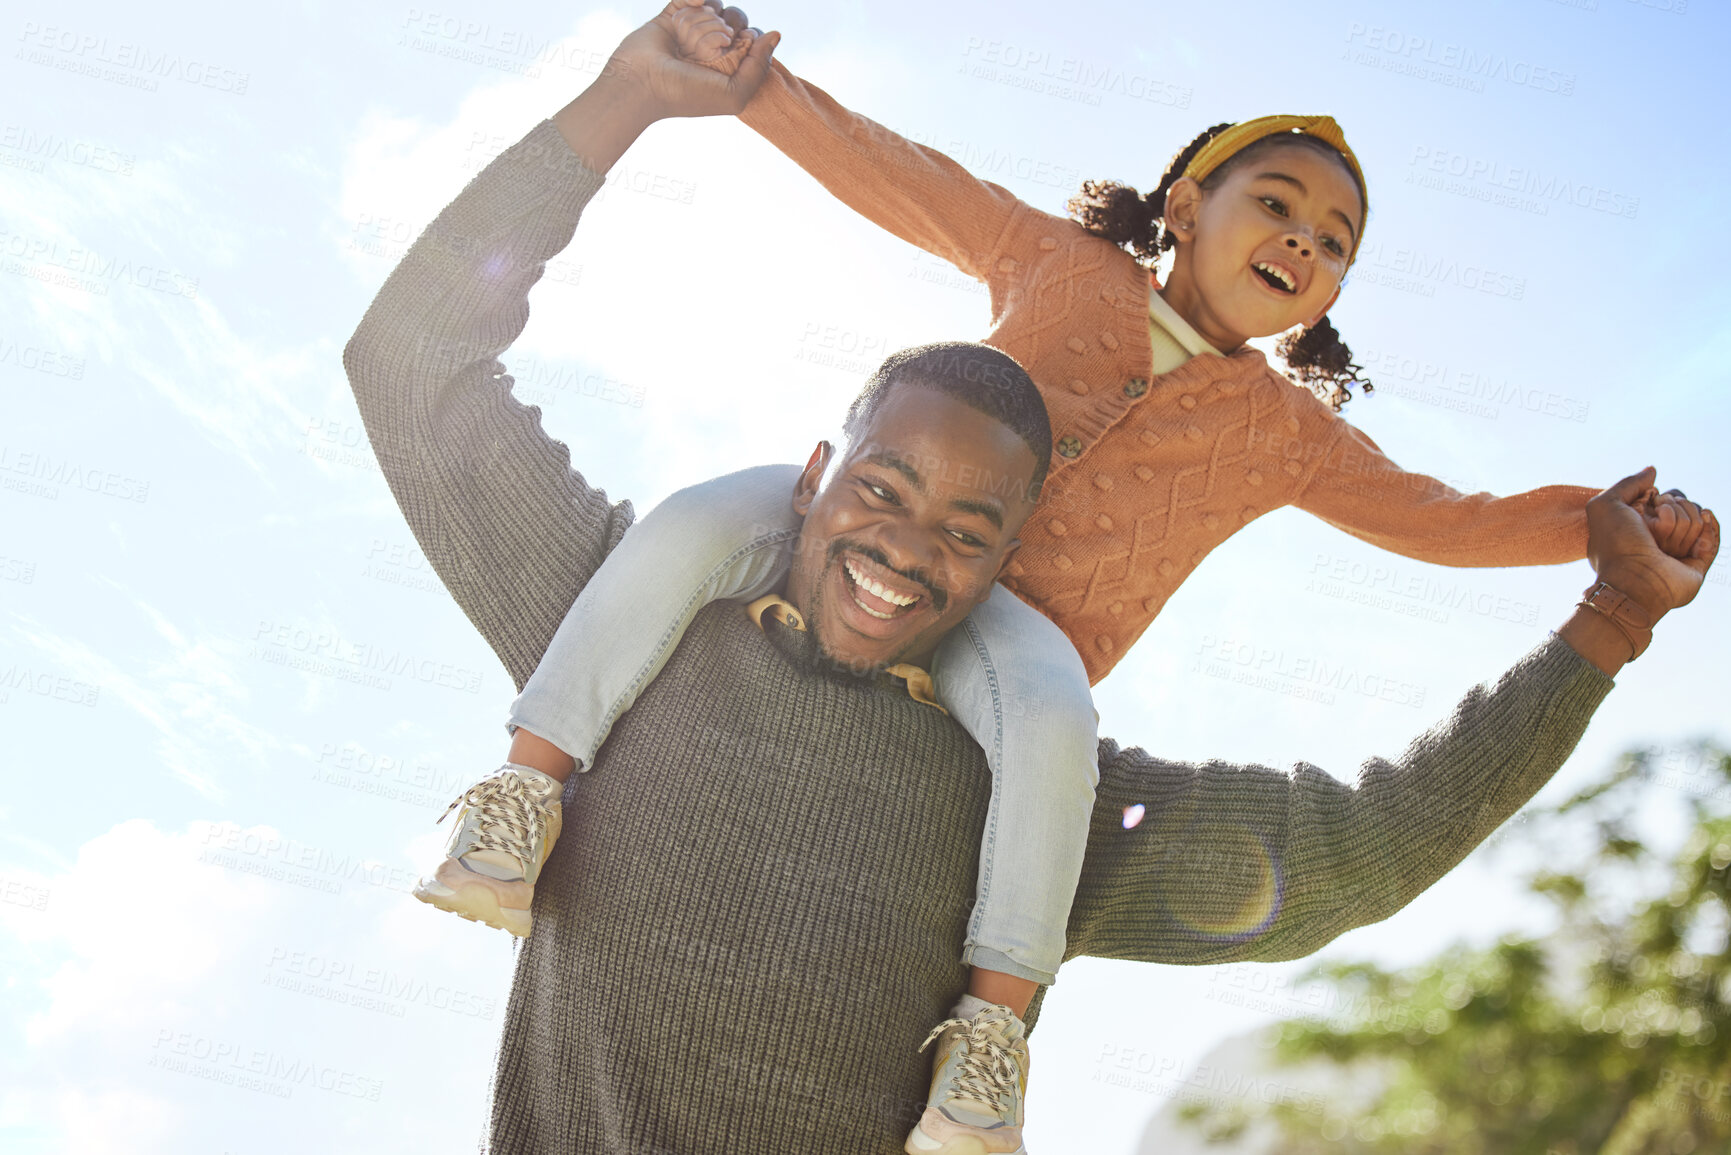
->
xmin=842 ymin=555 xmax=925 ymax=619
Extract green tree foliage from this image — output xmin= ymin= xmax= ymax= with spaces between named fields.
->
xmin=1180 ymin=743 xmax=1731 ymax=1154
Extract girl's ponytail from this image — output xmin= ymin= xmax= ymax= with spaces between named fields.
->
xmin=1067 ymin=123 xmax=1233 ymax=265
xmin=1277 ymin=315 xmax=1372 ymax=411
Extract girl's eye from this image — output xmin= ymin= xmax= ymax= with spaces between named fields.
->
xmin=1321 ymin=236 xmax=1346 ymax=258
xmin=1259 ymin=196 xmax=1289 ymax=216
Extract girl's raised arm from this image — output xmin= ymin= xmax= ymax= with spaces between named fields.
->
xmin=1293 ymin=410 xmax=1596 ymax=569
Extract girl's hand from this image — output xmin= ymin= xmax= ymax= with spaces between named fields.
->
xmin=671 ymin=1 xmax=741 ymax=64
xmin=674 ymin=2 xmax=766 ymax=78
xmin=605 ymin=0 xmax=778 ymax=121
xmin=1588 ymin=468 xmax=1718 ymax=621
xmin=1644 ymin=489 xmax=1708 ymax=560
xmin=552 ymin=1 xmax=777 ymax=172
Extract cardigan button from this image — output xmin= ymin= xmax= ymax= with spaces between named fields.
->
xmin=1048 ymin=518 xmax=1069 ymax=536
xmin=1157 ymin=559 xmax=1175 ymax=577
xmin=1109 ymin=601 xmax=1123 ymax=616
xmin=1245 ymin=469 xmax=1263 ymax=486
xmin=1138 ymin=429 xmax=1161 ymax=447
xmin=1054 ymin=554 xmax=1074 ymax=571
xmin=1056 ymin=436 xmax=1083 ymax=458
xmin=1093 ymin=473 xmax=1114 ymax=491
xmin=1179 ymin=394 xmax=1197 ymax=410
xmin=1066 ymin=336 xmax=1088 ymax=355
xmin=998 ymin=257 xmax=1019 ymax=273
xmin=1201 ymin=512 xmax=1220 ymax=530
xmin=1069 ymin=378 xmax=1090 ymax=395
xmin=1284 ymin=460 xmax=1303 ymax=477
xmin=1218 ymin=380 xmax=1240 ymax=395
xmin=1038 ymin=236 xmax=1058 ymax=251
xmin=1241 ymin=506 xmax=1257 ymax=523
xmin=1285 ymin=416 xmax=1301 ymax=434
xmin=1100 ymin=332 xmax=1120 ymax=351
xmin=1095 ymin=635 xmax=1115 ymax=654
xmin=1095 ymin=514 xmax=1114 ymax=532
xmin=1134 ymin=465 xmax=1154 ymax=482
xmin=1143 ymin=596 xmax=1162 ymax=613
xmin=1185 ymin=426 xmax=1204 ymax=441
xmin=1124 ymin=376 xmax=1149 ymax=398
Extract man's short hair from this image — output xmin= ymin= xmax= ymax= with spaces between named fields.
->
xmin=843 ymin=342 xmax=1053 ymax=496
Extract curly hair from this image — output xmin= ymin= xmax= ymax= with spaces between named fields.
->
xmin=1067 ymin=125 xmax=1372 ymax=410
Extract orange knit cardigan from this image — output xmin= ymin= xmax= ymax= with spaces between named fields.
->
xmin=738 ymin=62 xmax=1594 ymax=683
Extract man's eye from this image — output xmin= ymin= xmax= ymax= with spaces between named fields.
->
xmin=865 ymin=482 xmax=894 ymax=502
xmin=949 ymin=530 xmax=985 ymax=548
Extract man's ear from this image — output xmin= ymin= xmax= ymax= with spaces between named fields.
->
xmin=1306 ymin=286 xmax=1343 ymax=329
xmin=1162 ymin=176 xmax=1203 ymax=242
xmin=792 ymin=441 xmax=832 ymax=517
xmin=991 ymin=537 xmax=1023 ymax=584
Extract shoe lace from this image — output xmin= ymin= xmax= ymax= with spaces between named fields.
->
xmin=918 ymin=1009 xmax=1022 ymax=1114
xmin=436 ymin=768 xmax=550 ymax=865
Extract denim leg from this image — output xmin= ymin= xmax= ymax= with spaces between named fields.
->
xmin=931 ymin=588 xmax=1100 ymax=986
xmin=509 ymin=464 xmax=804 ymax=769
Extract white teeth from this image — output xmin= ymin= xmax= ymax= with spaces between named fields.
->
xmin=1254 ymin=262 xmax=1296 ymax=291
xmin=845 ymin=559 xmax=918 ymax=608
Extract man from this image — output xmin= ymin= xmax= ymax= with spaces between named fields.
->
xmin=342 ymin=7 xmax=1717 ymax=1152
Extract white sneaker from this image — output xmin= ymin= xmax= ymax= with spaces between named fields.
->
xmin=905 ymin=1003 xmax=1030 ymax=1154
xmin=412 ymin=763 xmax=562 ymax=937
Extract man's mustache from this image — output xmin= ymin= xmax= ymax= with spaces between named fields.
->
xmin=825 ymin=539 xmax=949 ymax=614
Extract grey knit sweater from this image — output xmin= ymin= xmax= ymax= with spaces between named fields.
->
xmin=343 ymin=120 xmax=1615 ymax=1154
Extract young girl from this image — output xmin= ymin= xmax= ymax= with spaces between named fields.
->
xmin=414 ymin=5 xmax=1596 ymax=1150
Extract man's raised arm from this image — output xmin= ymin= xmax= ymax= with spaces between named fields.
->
xmin=1065 ymin=474 xmax=1717 ymax=968
xmin=341 ymin=3 xmax=777 ymax=688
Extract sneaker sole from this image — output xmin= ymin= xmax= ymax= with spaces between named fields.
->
xmin=413 ymin=876 xmax=531 ymax=937
xmin=905 ymin=1126 xmax=1026 ymax=1155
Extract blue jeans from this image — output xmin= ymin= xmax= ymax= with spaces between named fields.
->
xmin=509 ymin=465 xmax=1099 ymax=985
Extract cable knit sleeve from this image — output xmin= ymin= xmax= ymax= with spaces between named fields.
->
xmin=342 ymin=120 xmax=635 ymax=691
xmin=1292 ymin=411 xmax=1594 ymax=567
xmin=736 ymin=60 xmax=1024 ymax=284
xmin=1064 ymin=633 xmax=1612 ymax=968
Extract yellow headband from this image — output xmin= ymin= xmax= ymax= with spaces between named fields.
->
xmin=1181 ymin=115 xmax=1368 ymax=263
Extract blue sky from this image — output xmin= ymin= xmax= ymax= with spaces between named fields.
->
xmin=2 ymin=0 xmax=1726 ymax=1150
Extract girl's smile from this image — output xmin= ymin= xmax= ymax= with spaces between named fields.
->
xmin=1159 ymin=141 xmax=1365 ymax=354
